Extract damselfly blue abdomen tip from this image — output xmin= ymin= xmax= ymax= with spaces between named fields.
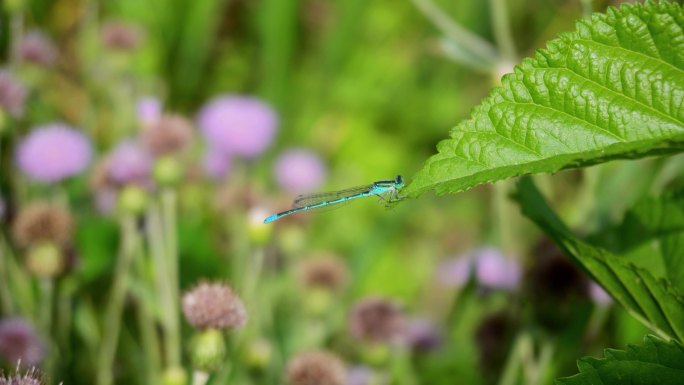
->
xmin=264 ymin=214 xmax=279 ymax=224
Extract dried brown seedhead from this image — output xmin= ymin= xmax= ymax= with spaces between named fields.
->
xmin=12 ymin=202 xmax=74 ymax=247
xmin=285 ymin=350 xmax=346 ymax=385
xmin=348 ymin=296 xmax=406 ymax=343
xmin=140 ymin=114 xmax=194 ymax=157
xmin=182 ymin=281 xmax=247 ymax=330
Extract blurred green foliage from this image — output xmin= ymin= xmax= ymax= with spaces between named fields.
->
xmin=2 ymin=1 xmax=681 ymax=385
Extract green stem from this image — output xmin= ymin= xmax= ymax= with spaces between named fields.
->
xmin=0 ymin=235 xmax=35 ymax=317
xmin=519 ymin=333 xmax=536 ymax=385
xmin=56 ymin=279 xmax=74 ymax=357
xmin=410 ymin=0 xmax=499 ymax=63
xmin=489 ymin=0 xmax=517 ymax=60
xmin=584 ymin=304 xmax=611 ymax=342
xmin=581 ymin=0 xmax=593 ymax=20
xmin=136 ymin=291 xmax=162 ymax=385
xmin=244 ymin=247 xmax=265 ymax=305
xmin=650 ymin=155 xmax=684 ymax=194
xmin=96 ymin=215 xmax=138 ymax=385
xmin=145 ymin=204 xmax=175 ymax=367
xmin=9 ymin=9 xmax=24 ymax=68
xmin=389 ymin=344 xmax=417 ymax=385
xmin=498 ymin=332 xmax=526 ymax=385
xmin=160 ymin=188 xmax=181 ymax=367
xmin=146 ymin=203 xmax=179 ymax=368
xmin=131 ymin=250 xmax=162 ymax=385
xmin=0 ymin=240 xmax=14 ymax=313
xmin=532 ymin=341 xmax=555 ymax=385
xmin=492 ymin=180 xmax=518 ymax=255
xmin=570 ymin=166 xmax=600 ymax=228
xmin=39 ymin=278 xmax=55 ymax=377
xmin=39 ymin=278 xmax=53 ymax=337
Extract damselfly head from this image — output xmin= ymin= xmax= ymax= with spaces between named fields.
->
xmin=395 ymin=175 xmax=405 ymax=188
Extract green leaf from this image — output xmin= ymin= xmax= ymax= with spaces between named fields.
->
xmin=556 ymin=335 xmax=684 ymax=385
xmin=590 ymin=188 xmax=684 ymax=252
xmin=588 ymin=188 xmax=684 ymax=292
xmin=407 ymin=1 xmax=684 ymax=197
xmin=514 ymin=177 xmax=684 ymax=342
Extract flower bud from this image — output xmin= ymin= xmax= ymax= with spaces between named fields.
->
xmin=359 ymin=343 xmax=390 ymax=367
xmin=243 ymin=339 xmax=273 ymax=370
xmin=161 ymin=366 xmax=187 ymax=385
xmin=247 ymin=207 xmax=272 ymax=245
xmin=25 ymin=242 xmax=62 ymax=278
xmin=303 ymin=287 xmax=333 ymax=317
xmin=153 ymin=156 xmax=183 ymax=186
xmin=118 ymin=185 xmax=148 ymax=215
xmin=190 ymin=328 xmax=226 ymax=372
xmin=277 ymin=226 xmax=306 ymax=254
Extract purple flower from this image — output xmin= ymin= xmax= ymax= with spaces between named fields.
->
xmin=274 ymin=149 xmax=326 ymax=193
xmin=197 ymin=95 xmax=278 ymax=158
xmin=0 ymin=70 xmax=27 ymax=118
xmin=16 ymin=123 xmax=92 ymax=183
xmin=474 ymin=247 xmax=520 ymax=291
xmin=589 ymin=282 xmax=612 ymax=307
xmin=20 ymin=31 xmax=57 ymax=67
xmin=346 ymin=366 xmax=373 ymax=385
xmin=202 ymin=148 xmax=231 ymax=180
xmin=404 ymin=317 xmax=443 ymax=353
xmin=107 ymin=140 xmax=152 ymax=185
xmin=0 ymin=317 xmax=44 ymax=366
xmin=136 ymin=97 xmax=162 ymax=125
xmin=437 ymin=256 xmax=472 ymax=288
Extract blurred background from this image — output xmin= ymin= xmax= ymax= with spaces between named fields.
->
xmin=0 ymin=0 xmax=677 ymax=384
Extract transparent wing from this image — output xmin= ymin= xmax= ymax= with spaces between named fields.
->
xmin=292 ymin=184 xmax=373 ymax=208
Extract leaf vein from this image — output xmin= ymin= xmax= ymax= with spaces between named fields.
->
xmin=552 ymin=64 xmax=684 ymax=127
xmin=498 ymin=101 xmax=626 ymax=142
xmin=575 ymin=38 xmax=684 ymax=78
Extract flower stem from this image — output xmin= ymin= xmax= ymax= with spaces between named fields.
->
xmin=581 ymin=0 xmax=593 ymax=19
xmin=160 ymin=188 xmax=181 ymax=367
xmin=489 ymin=0 xmax=517 ymax=60
xmin=146 ymin=203 xmax=178 ymax=368
xmin=0 ymin=240 xmax=14 ymax=313
xmin=39 ymin=277 xmax=55 ymax=376
xmin=584 ymin=304 xmax=611 ymax=342
xmin=56 ymin=278 xmax=75 ymax=357
xmin=0 ymin=234 xmax=35 ymax=316
xmin=9 ymin=8 xmax=24 ymax=68
xmin=498 ymin=331 xmax=528 ymax=385
xmin=130 ymin=249 xmax=162 ymax=384
xmin=410 ymin=0 xmax=499 ymax=63
xmin=389 ymin=345 xmax=417 ymax=385
xmin=136 ymin=291 xmax=162 ymax=385
xmin=570 ymin=166 xmax=600 ymax=228
xmin=244 ymin=247 xmax=265 ymax=305
xmin=96 ymin=214 xmax=138 ymax=385
xmin=492 ymin=180 xmax=519 ymax=255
